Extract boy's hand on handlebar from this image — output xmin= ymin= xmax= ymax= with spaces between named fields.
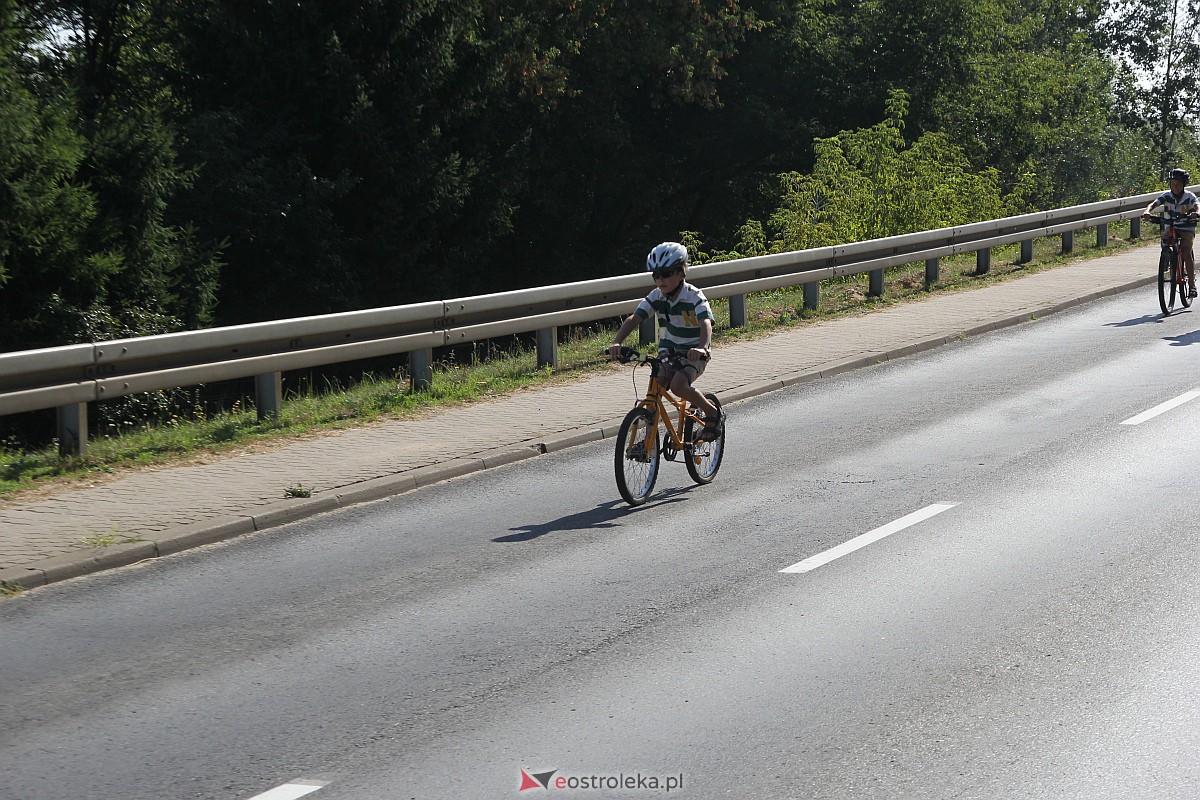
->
xmin=607 ymin=344 xmax=639 ymax=362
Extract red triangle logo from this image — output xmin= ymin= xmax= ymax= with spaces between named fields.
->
xmin=519 ymin=769 xmax=542 ymax=791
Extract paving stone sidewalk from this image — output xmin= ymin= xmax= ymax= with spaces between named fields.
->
xmin=0 ymin=248 xmax=1156 ymax=589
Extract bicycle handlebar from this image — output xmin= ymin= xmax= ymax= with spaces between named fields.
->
xmin=1144 ymin=213 xmax=1196 ymax=226
xmin=609 ymin=345 xmax=642 ymax=364
xmin=603 ymin=346 xmax=709 ymax=364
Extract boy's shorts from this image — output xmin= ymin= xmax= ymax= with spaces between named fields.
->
xmin=1178 ymin=230 xmax=1196 ymax=248
xmin=658 ymin=350 xmax=707 ymax=386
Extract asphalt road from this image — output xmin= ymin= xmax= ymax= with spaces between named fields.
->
xmin=4 ymin=287 xmax=1200 ymax=800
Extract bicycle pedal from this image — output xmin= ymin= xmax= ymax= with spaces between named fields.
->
xmin=627 ymin=442 xmax=651 ymax=462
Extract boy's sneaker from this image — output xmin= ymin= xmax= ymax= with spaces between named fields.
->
xmin=698 ymin=410 xmax=726 ymax=442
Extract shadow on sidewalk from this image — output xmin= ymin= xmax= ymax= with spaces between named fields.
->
xmin=493 ymin=488 xmax=691 ymax=542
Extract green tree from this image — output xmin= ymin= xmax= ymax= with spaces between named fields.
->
xmin=162 ymin=1 xmax=535 ymax=321
xmin=483 ymin=0 xmax=765 ymax=284
xmin=765 ymin=92 xmax=1004 ymax=251
xmin=0 ymin=0 xmax=95 ymax=350
xmin=7 ymin=0 xmax=221 ymax=345
xmin=927 ymin=0 xmax=1124 ymax=207
xmin=1104 ymin=0 xmax=1200 ymax=174
xmin=155 ymin=0 xmax=766 ymax=321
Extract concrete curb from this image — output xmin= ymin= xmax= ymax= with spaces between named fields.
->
xmin=0 ymin=272 xmax=1154 ymax=594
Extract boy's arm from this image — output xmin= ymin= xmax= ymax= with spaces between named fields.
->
xmin=688 ymin=318 xmax=713 ymax=362
xmin=608 ymin=314 xmax=643 ymax=359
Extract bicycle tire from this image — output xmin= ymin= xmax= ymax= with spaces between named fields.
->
xmin=615 ymin=407 xmax=660 ymax=506
xmin=1179 ymin=248 xmax=1193 ymax=308
xmin=684 ymin=393 xmax=725 ymax=485
xmin=1159 ymin=246 xmax=1177 ymax=315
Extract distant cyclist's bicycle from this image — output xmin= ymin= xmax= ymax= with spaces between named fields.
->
xmin=609 ymin=347 xmax=724 ymax=506
xmin=1146 ymin=213 xmax=1194 ymax=315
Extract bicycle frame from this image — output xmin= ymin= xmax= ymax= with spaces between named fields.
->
xmin=1165 ymin=226 xmax=1181 ymax=261
xmin=634 ymin=366 xmax=706 ymax=457
xmin=1149 ymin=213 xmax=1193 ymax=315
xmin=611 ymin=347 xmax=725 ymax=505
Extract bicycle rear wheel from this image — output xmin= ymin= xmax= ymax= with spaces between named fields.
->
xmin=684 ymin=394 xmax=725 ymax=485
xmin=1179 ymin=250 xmax=1193 ymax=308
xmin=615 ymin=407 xmax=660 ymax=506
xmin=1159 ymin=246 xmax=1177 ymax=315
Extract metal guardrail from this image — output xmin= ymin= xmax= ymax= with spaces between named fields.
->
xmin=0 ymin=189 xmax=1165 ymax=454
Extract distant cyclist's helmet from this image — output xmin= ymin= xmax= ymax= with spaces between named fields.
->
xmin=646 ymin=242 xmax=689 ymax=273
xmin=1169 ymin=168 xmax=1190 ymax=183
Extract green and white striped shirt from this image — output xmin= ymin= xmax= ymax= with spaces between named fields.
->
xmin=634 ymin=282 xmax=714 ymax=353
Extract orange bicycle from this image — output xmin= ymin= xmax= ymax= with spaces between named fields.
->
xmin=610 ymin=346 xmax=725 ymax=506
xmin=1147 ymin=213 xmax=1193 ymax=315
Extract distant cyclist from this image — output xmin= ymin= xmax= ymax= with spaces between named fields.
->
xmin=608 ymin=242 xmax=725 ymax=441
xmin=1143 ymin=167 xmax=1200 ymax=298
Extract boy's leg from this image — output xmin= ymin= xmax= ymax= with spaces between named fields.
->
xmin=669 ymin=368 xmax=723 ymax=442
xmin=669 ymin=371 xmax=718 ymax=418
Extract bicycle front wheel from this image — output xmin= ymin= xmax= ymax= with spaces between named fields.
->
xmin=1179 ymin=250 xmax=1193 ymax=309
xmin=1159 ymin=246 xmax=1177 ymax=315
xmin=615 ymin=407 xmax=660 ymax=506
xmin=684 ymin=393 xmax=725 ymax=485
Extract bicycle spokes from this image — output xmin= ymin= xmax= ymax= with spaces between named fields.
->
xmin=615 ymin=408 xmax=660 ymax=505
xmin=1160 ymin=244 xmax=1180 ymax=315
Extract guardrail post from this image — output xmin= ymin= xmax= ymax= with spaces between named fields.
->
xmin=639 ymin=316 xmax=656 ymax=347
xmin=1130 ymin=217 xmax=1141 ymax=238
xmin=536 ymin=327 xmax=558 ymax=368
xmin=1097 ymin=223 xmax=1108 ymax=247
xmin=868 ymin=268 xmax=884 ymax=297
xmin=57 ymin=403 xmax=87 ymax=457
xmin=255 ymin=372 xmax=283 ymax=420
xmin=804 ymin=281 xmax=819 ymax=311
xmin=925 ymin=257 xmax=940 ymax=288
xmin=974 ymin=248 xmax=991 ymax=276
xmin=728 ymin=294 xmax=747 ymax=328
xmin=410 ymin=348 xmax=433 ymax=392
xmin=1019 ymin=239 xmax=1033 ymax=263
xmin=1062 ymin=230 xmax=1074 ymax=254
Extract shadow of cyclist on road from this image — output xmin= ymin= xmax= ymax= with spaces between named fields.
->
xmin=1165 ymin=329 xmax=1200 ymax=346
xmin=494 ymin=488 xmax=690 ymax=542
xmin=1105 ymin=314 xmax=1166 ymax=327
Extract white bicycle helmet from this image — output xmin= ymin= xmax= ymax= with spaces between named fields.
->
xmin=645 ymin=242 xmax=689 ymax=273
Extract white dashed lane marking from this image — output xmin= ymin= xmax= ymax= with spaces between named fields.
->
xmin=780 ymin=503 xmax=959 ymax=574
xmin=245 ymin=779 xmax=328 ymax=800
xmin=1120 ymin=390 xmax=1200 ymax=426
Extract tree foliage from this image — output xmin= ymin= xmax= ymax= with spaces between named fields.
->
xmin=0 ymin=2 xmax=90 ymax=349
xmin=761 ymin=91 xmax=1003 ymax=254
xmin=0 ymin=0 xmax=1190 ymax=355
xmin=1105 ymin=0 xmax=1200 ymax=175
xmin=1 ymin=0 xmax=220 ymax=349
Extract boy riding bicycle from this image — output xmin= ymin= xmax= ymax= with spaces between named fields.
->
xmin=608 ymin=242 xmax=725 ymax=441
xmin=1143 ymin=167 xmax=1200 ymax=297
